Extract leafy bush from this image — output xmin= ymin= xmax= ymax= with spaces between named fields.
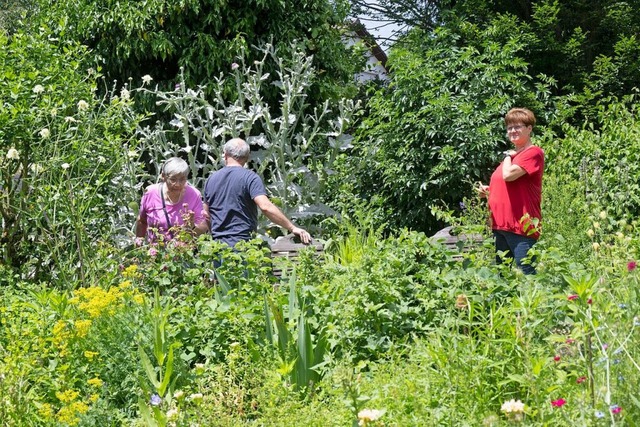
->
xmin=349 ymin=17 xmax=554 ymax=232
xmin=0 ymin=29 xmax=143 ymax=285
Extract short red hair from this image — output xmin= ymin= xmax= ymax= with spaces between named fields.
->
xmin=505 ymin=108 xmax=536 ymax=127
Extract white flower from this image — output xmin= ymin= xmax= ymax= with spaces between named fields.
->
xmin=501 ymin=399 xmax=525 ymax=413
xmin=50 ymin=108 xmax=57 ymax=117
xmin=231 ymin=62 xmax=239 ymax=70
xmin=6 ymin=148 xmax=19 ymax=160
xmin=593 ymin=222 xmax=600 ymax=229
xmin=77 ymin=100 xmax=89 ymax=111
xmin=127 ymin=150 xmax=137 ymax=159
xmin=173 ymin=390 xmax=184 ymax=400
xmin=33 ymin=84 xmax=45 ymax=94
xmin=592 ymin=242 xmax=600 ymax=251
xmin=357 ymin=408 xmax=386 ymax=425
xmin=586 ymin=229 xmax=595 ymax=238
xmin=599 ymin=210 xmax=607 ymax=219
xmin=166 ymin=408 xmax=179 ymax=420
xmin=61 ymin=163 xmax=70 ymax=170
xmin=142 ymin=74 xmax=153 ymax=85
xmin=189 ymin=393 xmax=203 ymax=402
xmin=65 ymin=116 xmax=77 ymax=123
xmin=30 ymin=163 xmax=44 ymax=175
xmin=120 ymin=87 xmax=130 ymax=101
xmin=39 ymin=128 xmax=50 ymax=139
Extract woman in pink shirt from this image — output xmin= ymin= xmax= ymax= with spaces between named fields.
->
xmin=478 ymin=108 xmax=544 ymax=274
xmin=135 ymin=157 xmax=209 ymax=242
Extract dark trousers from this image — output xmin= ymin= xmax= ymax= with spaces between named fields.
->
xmin=493 ymin=230 xmax=537 ymax=275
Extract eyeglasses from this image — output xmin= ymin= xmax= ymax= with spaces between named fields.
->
xmin=167 ymin=176 xmax=187 ymax=185
xmin=506 ymin=125 xmax=526 ymax=132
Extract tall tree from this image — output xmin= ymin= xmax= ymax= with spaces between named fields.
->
xmin=28 ymin=0 xmax=360 ymax=102
xmin=352 ymin=0 xmax=640 ymax=100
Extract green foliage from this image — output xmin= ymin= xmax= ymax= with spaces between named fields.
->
xmin=0 ymin=28 xmax=144 ymax=284
xmin=33 ymin=0 xmax=359 ymax=102
xmin=350 ymin=19 xmax=553 ymax=232
xmin=446 ymin=0 xmax=640 ymax=103
xmin=545 ymin=98 xmax=640 ymax=221
xmin=264 ymin=273 xmax=328 ymax=394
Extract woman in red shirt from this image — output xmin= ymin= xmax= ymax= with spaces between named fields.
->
xmin=478 ymin=108 xmax=544 ymax=274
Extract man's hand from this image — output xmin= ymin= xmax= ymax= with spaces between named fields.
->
xmin=291 ymin=226 xmax=311 ymax=244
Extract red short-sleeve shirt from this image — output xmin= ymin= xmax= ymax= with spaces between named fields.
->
xmin=488 ymin=146 xmax=544 ymax=239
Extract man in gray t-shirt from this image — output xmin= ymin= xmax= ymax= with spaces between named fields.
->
xmin=203 ymin=138 xmax=311 ymax=248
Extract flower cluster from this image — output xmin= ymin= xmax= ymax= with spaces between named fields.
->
xmin=501 ymin=399 xmax=525 ymax=421
xmin=357 ymin=408 xmax=386 ymax=426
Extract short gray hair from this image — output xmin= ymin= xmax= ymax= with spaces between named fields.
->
xmin=224 ymin=138 xmax=250 ymax=162
xmin=161 ymin=157 xmax=189 ymax=178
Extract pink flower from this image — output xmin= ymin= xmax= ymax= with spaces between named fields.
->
xmin=628 ymin=261 xmax=637 ymax=272
xmin=551 ymin=399 xmax=567 ymax=407
xmin=566 ymin=338 xmax=575 ymax=344
xmin=576 ymin=376 xmax=586 ymax=384
xmin=148 ymin=247 xmax=158 ymax=257
xmin=553 ymin=355 xmax=561 ymax=362
xmin=568 ymin=295 xmax=579 ymax=301
xmin=231 ymin=62 xmax=239 ymax=70
xmin=587 ymin=298 xmax=593 ymax=304
xmin=610 ymin=405 xmax=622 ymax=414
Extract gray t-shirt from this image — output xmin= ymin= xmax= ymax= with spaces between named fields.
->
xmin=203 ymin=166 xmax=267 ymax=247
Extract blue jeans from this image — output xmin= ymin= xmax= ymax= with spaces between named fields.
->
xmin=493 ymin=230 xmax=537 ymax=275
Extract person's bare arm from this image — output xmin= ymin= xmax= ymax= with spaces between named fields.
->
xmin=135 ymin=216 xmax=147 ymax=238
xmin=502 ymin=153 xmax=527 ymax=181
xmin=193 ymin=203 xmax=210 ymax=236
xmin=254 ymin=195 xmax=311 ymax=244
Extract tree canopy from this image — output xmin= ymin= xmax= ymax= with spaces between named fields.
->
xmin=25 ymin=0 xmax=361 ymax=102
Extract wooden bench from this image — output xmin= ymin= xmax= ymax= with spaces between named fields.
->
xmin=270 ymin=234 xmax=324 ymax=278
xmin=430 ymin=226 xmax=484 ymax=260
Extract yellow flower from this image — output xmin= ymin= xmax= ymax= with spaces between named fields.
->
xmin=56 ymin=389 xmax=80 ymax=403
xmin=56 ymin=401 xmax=89 ymax=426
xmin=84 ymin=350 xmax=99 ymax=360
xmin=38 ymin=403 xmax=54 ymax=418
xmin=90 ymin=393 xmax=100 ymax=403
xmin=87 ymin=377 xmax=103 ymax=387
xmin=71 ymin=286 xmax=123 ymax=318
xmin=74 ymin=319 xmax=92 ymax=338
xmin=118 ymin=280 xmax=132 ymax=289
xmin=122 ymin=264 xmax=142 ymax=279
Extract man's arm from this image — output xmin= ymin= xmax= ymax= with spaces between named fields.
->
xmin=254 ymin=195 xmax=311 ymax=244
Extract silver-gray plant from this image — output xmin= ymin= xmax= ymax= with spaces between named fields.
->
xmin=136 ymin=42 xmax=359 ymax=236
